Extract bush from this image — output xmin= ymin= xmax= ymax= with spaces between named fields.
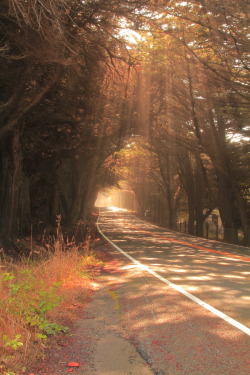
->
xmin=0 ymin=240 xmax=103 ymax=375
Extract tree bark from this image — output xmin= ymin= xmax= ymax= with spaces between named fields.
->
xmin=0 ymin=128 xmax=30 ymax=244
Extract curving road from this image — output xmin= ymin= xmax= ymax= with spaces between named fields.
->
xmin=98 ymin=207 xmax=250 ymax=329
xmin=97 ymin=207 xmax=250 ymax=374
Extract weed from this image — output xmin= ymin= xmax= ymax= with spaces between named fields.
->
xmin=1 ymin=269 xmax=68 ymax=339
xmin=0 ymin=236 xmax=102 ymax=374
xmin=3 ymin=335 xmax=23 ymax=350
xmin=2 ymin=272 xmax=14 ymax=281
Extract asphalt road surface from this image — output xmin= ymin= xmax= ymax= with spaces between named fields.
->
xmin=97 ymin=207 xmax=250 ymax=374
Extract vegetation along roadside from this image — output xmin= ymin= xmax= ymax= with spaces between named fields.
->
xmin=0 ymin=223 xmax=104 ymax=375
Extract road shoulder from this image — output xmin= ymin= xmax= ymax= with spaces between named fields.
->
xmin=31 ymin=251 xmax=153 ymax=375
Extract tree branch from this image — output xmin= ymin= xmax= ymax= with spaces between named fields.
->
xmin=0 ymin=68 xmax=62 ymax=139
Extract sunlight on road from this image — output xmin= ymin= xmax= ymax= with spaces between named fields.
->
xmin=108 ymin=206 xmax=128 ymax=212
xmin=97 ymin=208 xmax=250 ymax=336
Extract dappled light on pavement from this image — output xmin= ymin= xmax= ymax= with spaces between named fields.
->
xmin=96 ymin=242 xmax=250 ymax=375
xmin=98 ymin=208 xmax=250 ymax=331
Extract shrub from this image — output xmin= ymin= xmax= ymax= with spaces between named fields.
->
xmin=0 ymin=240 xmax=102 ymax=374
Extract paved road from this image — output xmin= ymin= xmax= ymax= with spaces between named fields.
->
xmin=97 ymin=207 xmax=250 ymax=374
xmin=30 ymin=207 xmax=250 ymax=375
xmin=98 ymin=208 xmax=250 ymax=329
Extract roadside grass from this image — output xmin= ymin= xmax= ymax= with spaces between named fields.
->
xmin=0 ymin=238 xmax=104 ymax=375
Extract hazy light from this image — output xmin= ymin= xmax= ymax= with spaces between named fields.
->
xmin=228 ymin=132 xmax=250 ymax=143
xmin=95 ymin=188 xmax=138 ymax=211
xmin=109 ymin=206 xmax=127 ymax=212
xmin=117 ymin=18 xmax=143 ymax=45
xmin=119 ymin=28 xmax=142 ymax=44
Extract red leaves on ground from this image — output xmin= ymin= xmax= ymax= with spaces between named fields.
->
xmin=67 ymin=362 xmax=80 ymax=367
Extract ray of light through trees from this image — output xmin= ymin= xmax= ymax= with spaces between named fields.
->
xmin=0 ymin=0 xmax=249 ymax=248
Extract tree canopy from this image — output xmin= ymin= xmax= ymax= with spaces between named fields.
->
xmin=0 ymin=0 xmax=249 ymax=249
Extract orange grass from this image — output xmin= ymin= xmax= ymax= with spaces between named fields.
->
xmin=0 ymin=241 xmax=103 ymax=375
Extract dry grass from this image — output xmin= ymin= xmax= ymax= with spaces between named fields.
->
xmin=0 ymin=239 xmax=103 ymax=375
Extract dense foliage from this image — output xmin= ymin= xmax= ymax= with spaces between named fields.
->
xmin=0 ymin=0 xmax=249 ymax=247
xmin=129 ymin=0 xmax=250 ymax=244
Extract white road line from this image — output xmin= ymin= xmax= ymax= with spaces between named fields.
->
xmin=97 ymin=217 xmax=250 ymax=337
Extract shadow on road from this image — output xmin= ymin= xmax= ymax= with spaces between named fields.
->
xmin=101 ymin=244 xmax=250 ymax=375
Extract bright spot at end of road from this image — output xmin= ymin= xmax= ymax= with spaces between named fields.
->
xmin=108 ymin=206 xmax=128 ymax=212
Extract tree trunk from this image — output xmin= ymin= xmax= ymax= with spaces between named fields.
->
xmin=0 ymin=128 xmax=30 ymax=244
xmin=188 ymin=205 xmax=195 ymax=235
xmin=216 ymin=171 xmax=239 ymax=244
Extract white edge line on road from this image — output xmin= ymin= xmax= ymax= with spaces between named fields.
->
xmin=96 ymin=219 xmax=250 ymax=337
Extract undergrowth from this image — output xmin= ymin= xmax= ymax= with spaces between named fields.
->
xmin=0 ymin=234 xmax=104 ymax=375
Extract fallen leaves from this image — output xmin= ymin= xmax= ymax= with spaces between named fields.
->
xmin=67 ymin=362 xmax=80 ymax=373
xmin=67 ymin=362 xmax=80 ymax=367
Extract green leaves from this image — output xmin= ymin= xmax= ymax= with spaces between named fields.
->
xmin=1 ymin=271 xmax=68 ymax=337
xmin=42 ymin=322 xmax=69 ymax=336
xmin=2 ymin=273 xmax=15 ymax=281
xmin=3 ymin=335 xmax=23 ymax=351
